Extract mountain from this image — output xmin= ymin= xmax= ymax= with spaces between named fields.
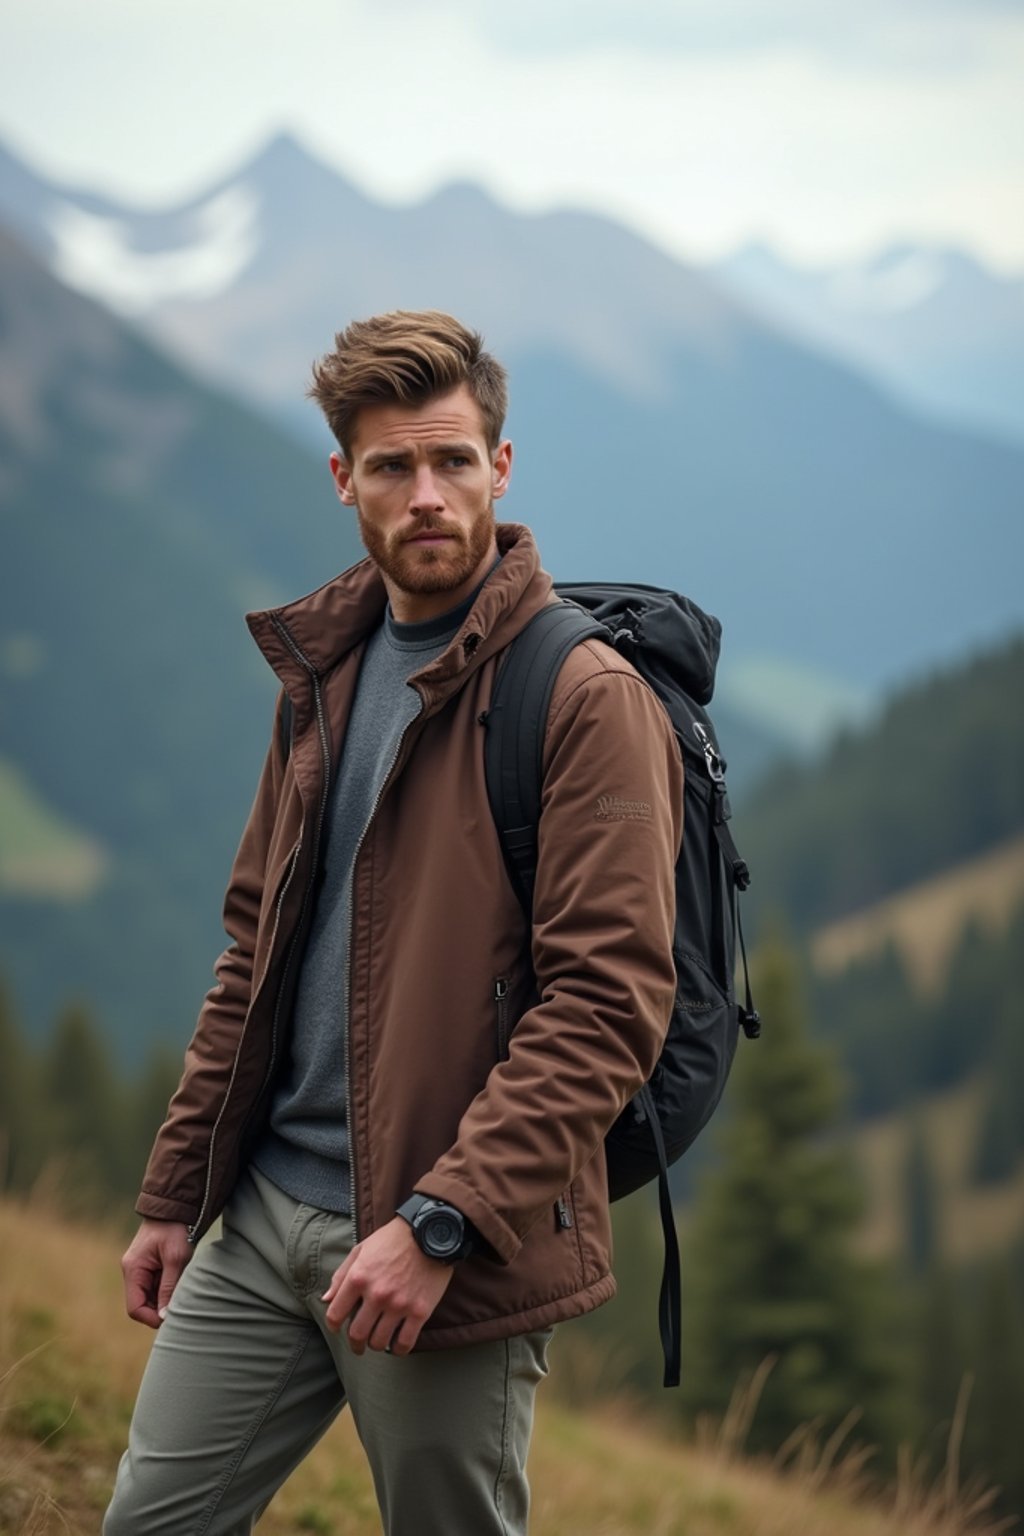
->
xmin=715 ymin=241 xmax=1024 ymax=447
xmin=2 ymin=132 xmax=1022 ymax=709
xmin=0 ymin=227 xmax=363 ymax=1054
xmin=0 ymin=228 xmax=784 ymax=1050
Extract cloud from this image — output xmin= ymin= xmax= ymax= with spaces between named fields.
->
xmin=388 ymin=0 xmax=1024 ymax=74
xmin=2 ymin=0 xmax=1023 ymax=269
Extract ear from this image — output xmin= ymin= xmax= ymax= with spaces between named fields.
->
xmin=330 ymin=451 xmax=357 ymax=506
xmin=491 ymin=439 xmax=513 ymax=501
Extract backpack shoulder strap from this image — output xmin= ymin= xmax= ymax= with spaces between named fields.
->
xmin=484 ymin=601 xmax=606 ymax=911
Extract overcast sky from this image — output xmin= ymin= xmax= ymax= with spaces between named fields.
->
xmin=3 ymin=0 xmax=1023 ymax=271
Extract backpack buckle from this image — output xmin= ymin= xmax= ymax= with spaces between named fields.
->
xmin=693 ymin=721 xmax=726 ymax=784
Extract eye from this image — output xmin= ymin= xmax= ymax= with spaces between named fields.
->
xmin=445 ymin=455 xmax=470 ymax=468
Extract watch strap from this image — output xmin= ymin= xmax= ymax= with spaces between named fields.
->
xmin=396 ymin=1192 xmax=433 ymax=1226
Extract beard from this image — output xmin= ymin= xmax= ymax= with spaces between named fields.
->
xmin=357 ymin=504 xmax=497 ymax=596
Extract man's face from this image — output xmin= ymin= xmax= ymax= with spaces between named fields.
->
xmin=330 ymin=384 xmax=512 ymax=623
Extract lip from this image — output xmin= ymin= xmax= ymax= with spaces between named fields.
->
xmin=406 ymin=533 xmax=455 ymax=545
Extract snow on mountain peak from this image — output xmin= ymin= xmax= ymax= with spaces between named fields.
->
xmin=825 ymin=250 xmax=946 ymax=314
xmin=46 ymin=185 xmax=260 ymax=317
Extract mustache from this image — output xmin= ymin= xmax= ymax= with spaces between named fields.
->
xmin=401 ymin=520 xmax=463 ymax=543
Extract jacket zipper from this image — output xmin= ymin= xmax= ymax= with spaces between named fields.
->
xmin=188 ymin=834 xmax=302 ymax=1241
xmin=344 ymin=694 xmax=425 ymax=1242
xmin=494 ymin=978 xmax=510 ymax=1060
xmin=555 ymin=1193 xmax=574 ymax=1230
xmin=188 ymin=619 xmax=332 ymax=1242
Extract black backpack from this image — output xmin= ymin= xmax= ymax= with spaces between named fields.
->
xmin=278 ymin=583 xmax=759 ymax=1387
xmin=481 ymin=586 xmax=760 ymax=1388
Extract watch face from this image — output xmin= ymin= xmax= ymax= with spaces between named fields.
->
xmin=421 ymin=1208 xmax=464 ymax=1259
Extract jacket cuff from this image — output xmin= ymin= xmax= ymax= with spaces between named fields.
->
xmin=136 ymin=1190 xmax=200 ymax=1227
xmin=412 ymin=1172 xmax=521 ymax=1265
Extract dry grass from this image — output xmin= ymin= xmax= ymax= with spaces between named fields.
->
xmin=811 ymin=835 xmax=1024 ymax=996
xmin=529 ymin=1357 xmax=1014 ymax=1536
xmin=0 ymin=1194 xmax=1013 ymax=1536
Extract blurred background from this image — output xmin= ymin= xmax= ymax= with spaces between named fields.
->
xmin=1 ymin=0 xmax=1022 ymax=1529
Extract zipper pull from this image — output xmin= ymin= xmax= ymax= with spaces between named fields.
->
xmin=555 ymin=1194 xmax=574 ymax=1230
xmin=494 ymin=978 xmax=511 ymax=1061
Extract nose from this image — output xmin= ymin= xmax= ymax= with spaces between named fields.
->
xmin=409 ymin=464 xmax=445 ymax=516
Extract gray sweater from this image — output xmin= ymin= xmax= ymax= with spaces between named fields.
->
xmin=252 ymin=593 xmax=478 ymax=1212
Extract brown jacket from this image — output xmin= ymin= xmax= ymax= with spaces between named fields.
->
xmin=138 ymin=524 xmax=683 ymax=1348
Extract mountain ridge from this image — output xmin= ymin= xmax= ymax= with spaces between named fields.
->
xmin=2 ymin=131 xmax=1022 ymax=699
xmin=0 ymin=227 xmax=364 ymax=1053
xmin=0 ymin=229 xmax=786 ymax=1053
xmin=715 ymin=240 xmax=1024 ymax=445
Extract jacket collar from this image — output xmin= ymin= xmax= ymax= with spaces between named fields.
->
xmin=246 ymin=523 xmax=554 ymax=709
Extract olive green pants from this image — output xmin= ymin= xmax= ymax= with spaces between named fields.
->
xmin=104 ymin=1167 xmax=552 ymax=1535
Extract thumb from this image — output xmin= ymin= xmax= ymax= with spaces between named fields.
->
xmin=157 ymin=1251 xmax=188 ymax=1318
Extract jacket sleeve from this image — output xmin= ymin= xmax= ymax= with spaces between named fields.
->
xmin=416 ymin=652 xmax=683 ymax=1263
xmin=135 ymin=692 xmax=289 ymax=1226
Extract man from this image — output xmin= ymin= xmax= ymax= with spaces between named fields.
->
xmin=105 ymin=310 xmax=683 ymax=1535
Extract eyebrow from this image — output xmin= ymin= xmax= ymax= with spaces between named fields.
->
xmin=363 ymin=442 xmax=482 ymax=468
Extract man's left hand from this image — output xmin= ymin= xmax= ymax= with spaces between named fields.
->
xmin=321 ymin=1216 xmax=455 ymax=1356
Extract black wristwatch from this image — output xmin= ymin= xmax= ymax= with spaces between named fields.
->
xmin=396 ymin=1193 xmax=476 ymax=1263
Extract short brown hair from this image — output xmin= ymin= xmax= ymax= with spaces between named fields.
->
xmin=309 ymin=310 xmax=508 ymax=456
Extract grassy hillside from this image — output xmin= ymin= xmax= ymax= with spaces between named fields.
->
xmin=0 ymin=1198 xmax=1008 ymax=1536
xmin=796 ymin=831 xmax=1024 ymax=1255
xmin=812 ymin=835 xmax=1024 ymax=995
xmin=851 ymin=1076 xmax=1024 ymax=1264
xmin=0 ymin=759 xmax=106 ymax=901
xmin=737 ymin=633 xmax=1024 ymax=936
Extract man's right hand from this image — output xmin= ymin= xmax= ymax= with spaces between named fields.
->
xmin=121 ymin=1219 xmax=193 ymax=1329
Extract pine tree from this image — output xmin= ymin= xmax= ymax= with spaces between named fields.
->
xmin=926 ymin=918 xmax=1002 ymax=1090
xmin=569 ymin=1185 xmax=669 ymax=1398
xmin=904 ymin=1116 xmax=940 ymax=1274
xmin=966 ymin=1256 xmax=1024 ymax=1520
xmin=971 ymin=971 xmax=1024 ymax=1185
xmin=808 ymin=942 xmax=921 ymax=1117
xmin=130 ymin=1046 xmax=182 ymax=1194
xmin=0 ymin=976 xmax=45 ymax=1193
xmin=43 ymin=999 xmax=128 ymax=1207
xmin=914 ymin=1262 xmax=970 ymax=1461
xmin=681 ymin=936 xmax=905 ymax=1456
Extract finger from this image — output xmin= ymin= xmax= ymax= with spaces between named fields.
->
xmin=367 ymin=1309 xmax=403 ymax=1353
xmin=389 ymin=1312 xmax=424 ymax=1357
xmin=325 ymin=1275 xmax=364 ymax=1334
xmin=346 ymin=1300 xmax=381 ymax=1357
xmin=321 ymin=1250 xmax=355 ymax=1306
xmin=156 ymin=1251 xmax=190 ymax=1315
xmin=324 ymin=1276 xmax=360 ymax=1333
xmin=127 ymin=1303 xmax=162 ymax=1330
xmin=123 ymin=1264 xmax=161 ymax=1330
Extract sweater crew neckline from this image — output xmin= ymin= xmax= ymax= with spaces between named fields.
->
xmin=383 ymin=556 xmax=502 ymax=652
